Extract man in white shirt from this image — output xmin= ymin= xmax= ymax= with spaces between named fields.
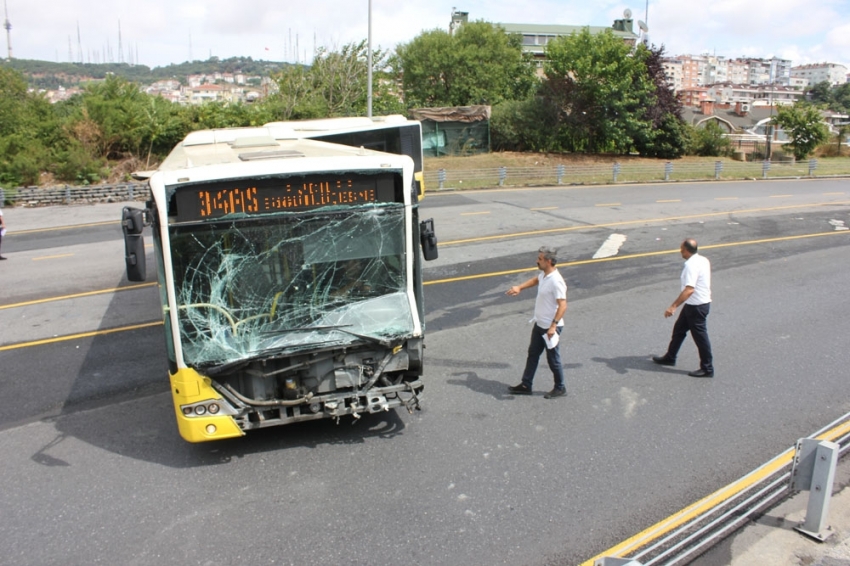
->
xmin=653 ymin=238 xmax=714 ymax=377
xmin=505 ymin=247 xmax=568 ymax=398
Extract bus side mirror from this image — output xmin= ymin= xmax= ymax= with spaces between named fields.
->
xmin=420 ymin=218 xmax=438 ymax=261
xmin=122 ymin=207 xmax=147 ymax=281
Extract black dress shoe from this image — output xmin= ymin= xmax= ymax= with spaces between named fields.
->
xmin=508 ymin=383 xmax=532 ymax=394
xmin=651 ymin=355 xmax=675 ymax=366
xmin=688 ymin=369 xmax=714 ymax=377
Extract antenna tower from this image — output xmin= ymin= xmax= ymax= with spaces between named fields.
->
xmin=3 ymin=0 xmax=12 ymax=61
xmin=77 ymin=21 xmax=83 ymax=63
xmin=118 ymin=20 xmax=123 ymax=63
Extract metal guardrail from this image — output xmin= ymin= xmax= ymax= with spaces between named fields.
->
xmin=593 ymin=411 xmax=850 ymax=566
xmin=0 ymin=158 xmax=844 ymax=207
xmin=424 ymin=159 xmax=838 ymax=191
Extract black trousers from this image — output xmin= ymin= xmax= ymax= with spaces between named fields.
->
xmin=665 ymin=303 xmax=713 ymax=373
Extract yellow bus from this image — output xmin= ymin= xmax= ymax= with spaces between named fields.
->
xmin=122 ymin=121 xmax=438 ymax=442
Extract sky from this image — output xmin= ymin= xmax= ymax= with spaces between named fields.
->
xmin=4 ymin=0 xmax=850 ymax=71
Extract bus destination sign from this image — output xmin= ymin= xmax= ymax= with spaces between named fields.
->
xmin=173 ymin=172 xmax=397 ymax=222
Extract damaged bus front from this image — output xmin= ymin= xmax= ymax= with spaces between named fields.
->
xmin=123 ymin=130 xmax=437 ymax=442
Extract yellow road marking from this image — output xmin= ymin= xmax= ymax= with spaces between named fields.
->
xmin=715 ymin=197 xmax=738 ymax=200
xmin=460 ymin=211 xmax=491 ymax=216
xmin=0 ymin=321 xmax=163 ymax=352
xmin=0 ymin=282 xmax=158 ymax=310
xmin=770 ymin=194 xmax=793 ymax=198
xmin=426 ymin=230 xmax=850 ymax=286
xmin=595 ymin=203 xmax=621 ymax=207
xmin=530 ymin=206 xmax=559 ymax=211
xmin=32 ymin=253 xmax=74 ymax=261
xmin=4 ymin=229 xmax=849 ymax=349
xmin=656 ymin=199 xmax=681 ymax=203
xmin=823 ymin=192 xmax=845 ymax=195
xmin=580 ymin=418 xmax=850 ymax=565
xmin=441 ymin=201 xmax=850 ymax=247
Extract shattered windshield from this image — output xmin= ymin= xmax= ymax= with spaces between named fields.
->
xmin=168 ymin=203 xmax=413 ymax=367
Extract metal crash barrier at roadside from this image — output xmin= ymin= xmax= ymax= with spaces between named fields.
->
xmin=585 ymin=412 xmax=850 ymax=566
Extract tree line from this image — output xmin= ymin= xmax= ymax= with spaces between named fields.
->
xmin=1 ymin=21 xmax=844 ymax=189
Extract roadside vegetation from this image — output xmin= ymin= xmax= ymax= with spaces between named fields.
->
xmin=2 ymin=23 xmax=849 ymax=192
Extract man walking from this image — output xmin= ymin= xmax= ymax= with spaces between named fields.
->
xmin=653 ymin=238 xmax=714 ymax=377
xmin=506 ymin=247 xmax=568 ymax=398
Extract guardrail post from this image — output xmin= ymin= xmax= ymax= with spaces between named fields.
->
xmin=715 ymin=161 xmax=723 ymax=180
xmin=664 ymin=161 xmax=673 ymax=181
xmin=498 ymin=166 xmax=507 ymax=186
xmin=808 ymin=159 xmax=817 ymax=177
xmin=594 ymin=557 xmax=643 ymax=566
xmin=613 ymin=162 xmax=620 ymax=183
xmin=790 ymin=438 xmax=839 ymax=541
xmin=557 ymin=164 xmax=565 ymax=185
xmin=438 ymin=168 xmax=446 ymax=190
xmin=0 ymin=188 xmax=4 ymax=205
xmin=762 ymin=159 xmax=770 ymax=179
xmin=65 ymin=184 xmax=72 ymax=204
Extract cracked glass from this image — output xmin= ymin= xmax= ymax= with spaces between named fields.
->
xmin=167 ymin=202 xmax=412 ymax=367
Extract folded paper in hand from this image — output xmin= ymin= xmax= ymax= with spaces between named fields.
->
xmin=544 ymin=332 xmax=559 ymax=349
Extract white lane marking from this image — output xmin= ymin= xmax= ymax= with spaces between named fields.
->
xmin=829 ymin=219 xmax=849 ymax=231
xmin=592 ymin=234 xmax=627 ymax=259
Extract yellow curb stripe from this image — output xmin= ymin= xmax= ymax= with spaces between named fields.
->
xmin=580 ymin=417 xmax=850 ymax=565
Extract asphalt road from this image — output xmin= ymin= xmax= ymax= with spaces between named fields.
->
xmin=1 ymin=178 xmax=849 ymax=565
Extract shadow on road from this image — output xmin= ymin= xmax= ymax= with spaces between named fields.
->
xmin=591 ymin=354 xmax=693 ymax=377
xmin=45 ymin=390 xmax=410 ymax=468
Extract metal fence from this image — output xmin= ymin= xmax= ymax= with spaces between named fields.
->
xmin=425 ymin=159 xmax=850 ymax=190
xmin=424 ymin=159 xmax=833 ymax=191
xmin=0 ymin=158 xmax=844 ymax=207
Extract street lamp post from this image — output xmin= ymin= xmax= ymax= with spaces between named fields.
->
xmin=367 ymin=0 xmax=372 ymax=118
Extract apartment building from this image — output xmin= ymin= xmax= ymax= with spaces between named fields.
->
xmin=791 ymin=63 xmax=849 ymax=86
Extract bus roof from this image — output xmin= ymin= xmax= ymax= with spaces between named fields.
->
xmin=158 ymin=131 xmax=403 ymax=173
xmin=263 ymin=115 xmax=416 ymax=136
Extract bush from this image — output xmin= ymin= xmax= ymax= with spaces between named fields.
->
xmin=53 ymin=140 xmax=108 ymax=184
xmin=687 ymin=121 xmax=732 ymax=157
xmin=491 ymin=98 xmax=558 ymax=152
xmin=0 ymin=135 xmax=52 ymax=186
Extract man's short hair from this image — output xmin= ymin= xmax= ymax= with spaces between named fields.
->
xmin=538 ymin=246 xmax=558 ymax=266
xmin=683 ymin=239 xmax=698 ymax=254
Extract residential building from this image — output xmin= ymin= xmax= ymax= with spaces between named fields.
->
xmin=496 ymin=10 xmax=640 ymax=69
xmin=791 ymin=63 xmax=849 ymax=86
xmin=662 ymin=59 xmax=683 ymax=91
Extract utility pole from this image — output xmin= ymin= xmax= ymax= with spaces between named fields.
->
xmin=367 ymin=0 xmax=372 ymax=117
xmin=3 ymin=0 xmax=12 ymax=61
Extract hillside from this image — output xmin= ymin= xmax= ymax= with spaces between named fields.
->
xmin=1 ymin=56 xmax=296 ymax=89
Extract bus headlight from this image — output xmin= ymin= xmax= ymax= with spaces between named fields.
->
xmin=194 ymin=405 xmax=207 ymax=415
xmin=208 ymin=403 xmax=220 ymax=414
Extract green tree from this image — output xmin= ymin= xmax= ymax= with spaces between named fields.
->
xmin=771 ymin=102 xmax=829 ymax=160
xmin=0 ymin=67 xmax=58 ymax=186
xmin=629 ymin=45 xmax=688 ymax=158
xmin=542 ymin=29 xmax=656 ymax=154
xmin=398 ymin=21 xmax=536 ymax=108
xmin=266 ymin=41 xmax=402 ymax=120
